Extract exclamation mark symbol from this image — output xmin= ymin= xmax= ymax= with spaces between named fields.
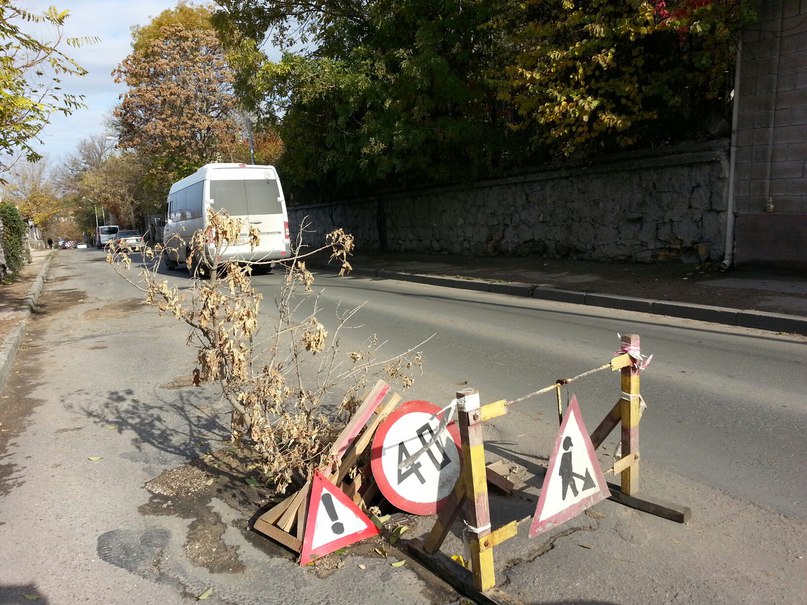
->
xmin=321 ymin=492 xmax=344 ymax=534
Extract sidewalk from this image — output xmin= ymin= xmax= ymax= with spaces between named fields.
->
xmin=0 ymin=249 xmax=55 ymax=391
xmin=315 ymin=252 xmax=807 ymax=336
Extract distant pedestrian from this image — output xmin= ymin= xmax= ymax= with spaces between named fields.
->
xmin=47 ymin=238 xmax=53 ymax=249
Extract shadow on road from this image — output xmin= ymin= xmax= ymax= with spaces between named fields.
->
xmin=70 ymin=384 xmax=230 ymax=463
xmin=0 ymin=583 xmax=51 ymax=604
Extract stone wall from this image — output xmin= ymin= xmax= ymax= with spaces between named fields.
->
xmin=731 ymin=0 xmax=807 ymax=268
xmin=290 ymin=142 xmax=730 ymax=264
xmin=735 ymin=0 xmax=807 ymax=214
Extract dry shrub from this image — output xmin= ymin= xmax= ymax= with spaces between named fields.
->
xmin=109 ymin=211 xmax=425 ymax=493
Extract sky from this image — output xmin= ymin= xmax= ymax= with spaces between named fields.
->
xmin=24 ymin=1 xmax=195 ymax=166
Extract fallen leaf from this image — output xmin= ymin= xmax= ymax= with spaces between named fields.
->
xmin=390 ymin=560 xmax=406 ymax=567
xmin=390 ymin=525 xmax=409 ymax=545
xmin=205 ymin=478 xmax=215 ymax=486
xmin=374 ymin=546 xmax=387 ymax=558
xmin=23 ymin=596 xmax=40 ymax=602
xmin=371 ymin=513 xmax=391 ymax=529
xmin=88 ymin=456 xmax=103 ymax=461
xmin=358 ymin=564 xmax=366 ymax=570
xmin=196 ymin=587 xmax=214 ymax=601
xmin=245 ymin=477 xmax=261 ymax=487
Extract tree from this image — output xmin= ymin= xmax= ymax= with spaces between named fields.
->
xmin=1 ymin=158 xmax=61 ymax=227
xmin=113 ymin=5 xmax=241 ymax=198
xmin=500 ymin=0 xmax=754 ymax=157
xmin=56 ymin=134 xmax=117 ymax=188
xmin=109 ymin=212 xmax=426 ymax=493
xmin=0 ymin=2 xmax=94 ymax=175
xmin=78 ymin=153 xmax=150 ymax=229
xmin=0 ymin=202 xmax=28 ymax=273
xmin=216 ymin=0 xmax=509 ymax=197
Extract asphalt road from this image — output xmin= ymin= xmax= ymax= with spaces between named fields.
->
xmin=1 ymin=250 xmax=805 ymax=605
xmin=291 ymin=271 xmax=807 ymax=521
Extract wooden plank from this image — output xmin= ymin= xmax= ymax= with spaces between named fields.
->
xmin=253 ymin=493 xmax=295 ymax=527
xmin=485 ymin=521 xmax=519 ymax=550
xmin=620 ymin=334 xmax=641 ymax=494
xmin=334 ymin=392 xmax=401 ymax=484
xmin=296 ymin=482 xmax=311 ymax=542
xmin=485 ymin=464 xmax=515 ymax=495
xmin=606 ymin=482 xmax=691 ymax=523
xmin=423 ymin=480 xmax=466 ymax=553
xmin=589 ymin=400 xmax=621 ymax=450
xmin=611 ymin=451 xmax=639 ymax=475
xmin=329 ymin=380 xmax=390 ymax=463
xmin=610 ymin=352 xmax=632 ymax=371
xmin=480 ymin=399 xmax=508 ymax=422
xmin=355 ymin=482 xmax=377 ymax=509
xmin=278 ymin=482 xmax=309 ymax=532
xmin=253 ymin=517 xmax=303 ymax=553
xmin=456 ymin=389 xmax=495 ymax=592
xmin=405 ymin=539 xmax=526 ymax=605
xmin=344 ymin=472 xmax=363 ymax=500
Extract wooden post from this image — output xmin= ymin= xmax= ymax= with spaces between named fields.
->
xmin=456 ymin=388 xmax=496 ymax=592
xmin=620 ymin=334 xmax=641 ymax=494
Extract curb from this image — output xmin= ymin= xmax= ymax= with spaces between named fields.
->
xmin=0 ymin=251 xmax=56 ymax=392
xmin=319 ymin=265 xmax=807 ymax=336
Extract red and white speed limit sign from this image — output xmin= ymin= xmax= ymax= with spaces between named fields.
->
xmin=371 ymin=400 xmax=462 ymax=515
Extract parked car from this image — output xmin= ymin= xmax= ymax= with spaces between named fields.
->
xmin=113 ymin=230 xmax=143 ymax=252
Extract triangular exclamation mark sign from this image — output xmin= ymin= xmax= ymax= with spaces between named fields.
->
xmin=299 ymin=471 xmax=380 ymax=565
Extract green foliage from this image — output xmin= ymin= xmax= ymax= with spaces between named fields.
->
xmin=0 ymin=2 xmax=95 ymax=173
xmin=0 ymin=202 xmax=28 ymax=273
xmin=221 ymin=0 xmax=508 ymax=197
xmin=501 ymin=0 xmax=754 ymax=157
xmin=214 ymin=0 xmax=753 ymax=194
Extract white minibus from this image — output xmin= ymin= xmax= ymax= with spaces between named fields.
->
xmin=96 ymin=225 xmax=119 ymax=248
xmin=162 ymin=163 xmax=291 ymax=273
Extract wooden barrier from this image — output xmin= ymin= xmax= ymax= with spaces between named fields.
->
xmin=407 ymin=333 xmax=690 ymax=601
xmin=252 ymin=379 xmax=400 ymax=555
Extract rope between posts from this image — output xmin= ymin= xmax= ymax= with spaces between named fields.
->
xmin=505 ymin=362 xmax=612 ymax=407
xmin=396 ymin=342 xmax=652 ymax=470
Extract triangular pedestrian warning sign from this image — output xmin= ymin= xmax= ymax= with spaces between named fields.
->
xmin=529 ymin=395 xmax=610 ymax=538
xmin=299 ymin=471 xmax=379 ymax=565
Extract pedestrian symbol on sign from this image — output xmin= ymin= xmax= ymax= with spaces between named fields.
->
xmin=529 ymin=395 xmax=610 ymax=538
xmin=559 ymin=436 xmax=595 ymax=500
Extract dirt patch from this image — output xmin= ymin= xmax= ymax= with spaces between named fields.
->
xmin=31 ymin=288 xmax=86 ymax=316
xmin=138 ymin=445 xmax=461 ymax=603
xmin=140 ymin=446 xmax=293 ymax=574
xmin=82 ymin=298 xmax=147 ymax=321
xmin=160 ymin=376 xmax=196 ymax=390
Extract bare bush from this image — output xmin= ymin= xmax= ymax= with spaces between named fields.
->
xmin=108 ymin=211 xmax=426 ymax=493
